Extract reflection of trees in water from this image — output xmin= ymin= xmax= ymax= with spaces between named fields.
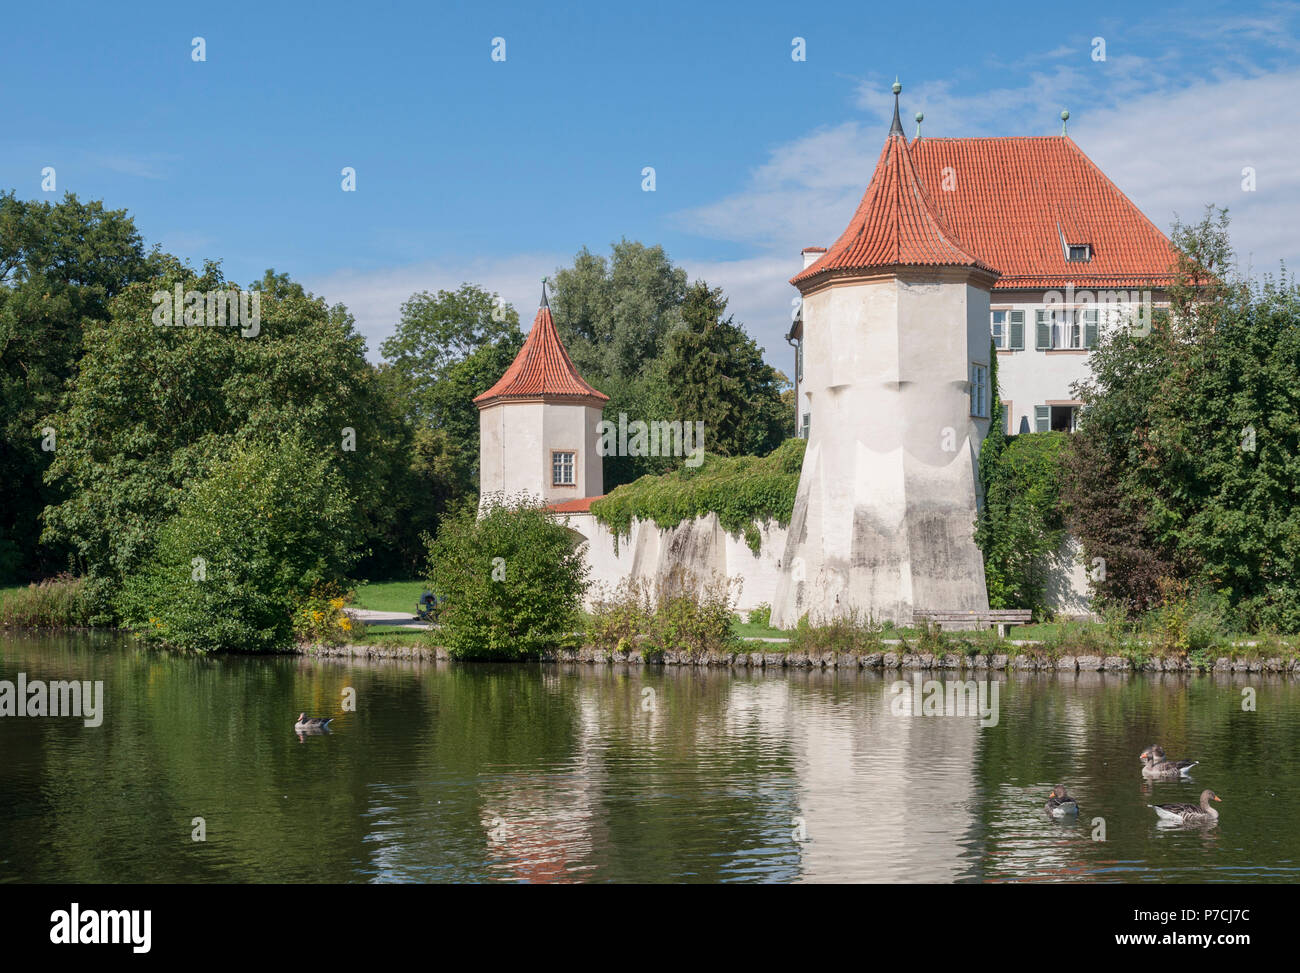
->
xmin=8 ymin=635 xmax=1296 ymax=884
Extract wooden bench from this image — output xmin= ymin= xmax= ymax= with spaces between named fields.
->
xmin=913 ymin=609 xmax=1033 ymax=638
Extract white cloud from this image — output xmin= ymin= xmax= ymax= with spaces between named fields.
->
xmin=1072 ymin=71 xmax=1300 ymax=279
xmin=668 ymin=68 xmax=1300 ymax=360
xmin=308 ymin=66 xmax=1300 ymax=374
xmin=302 ymin=253 xmax=567 ymax=362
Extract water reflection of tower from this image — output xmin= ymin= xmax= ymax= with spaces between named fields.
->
xmin=726 ymin=671 xmax=982 ymax=882
xmin=480 ymin=670 xmax=606 ymax=883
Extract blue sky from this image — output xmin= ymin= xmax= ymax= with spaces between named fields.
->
xmin=3 ymin=0 xmax=1298 ymax=367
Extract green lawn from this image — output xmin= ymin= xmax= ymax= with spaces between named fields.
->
xmin=351 ymin=580 xmax=426 ymax=614
xmin=356 ymin=625 xmax=435 ymax=647
xmin=733 ymin=619 xmax=794 ymax=640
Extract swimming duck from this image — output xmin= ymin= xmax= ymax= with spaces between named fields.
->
xmin=1045 ymin=784 xmax=1079 ymax=817
xmin=1150 ymin=789 xmax=1221 ymax=825
xmin=295 ymin=712 xmax=333 ymax=731
xmin=1140 ymin=744 xmax=1198 ymax=778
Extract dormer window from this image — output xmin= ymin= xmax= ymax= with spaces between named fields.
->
xmin=1067 ymin=244 xmax=1091 ymax=262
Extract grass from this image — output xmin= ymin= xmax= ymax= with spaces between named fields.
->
xmin=355 ymin=625 xmax=435 ymax=648
xmin=351 ymin=579 xmax=426 ymax=614
xmin=733 ymin=618 xmax=794 ymax=639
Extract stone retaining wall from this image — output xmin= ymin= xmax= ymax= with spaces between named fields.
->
xmin=297 ymin=643 xmax=1300 ymax=673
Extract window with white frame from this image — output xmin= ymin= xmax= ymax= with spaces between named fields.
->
xmin=991 ymin=310 xmax=1006 ymax=349
xmin=1035 ymin=308 xmax=1056 ymax=349
xmin=1081 ymin=307 xmax=1099 ymax=348
xmin=552 ymin=450 xmax=575 ymax=486
xmin=969 ymin=362 xmax=989 ymax=418
xmin=1036 ymin=307 xmax=1099 ymax=349
xmin=1008 ymin=309 xmax=1024 ymax=350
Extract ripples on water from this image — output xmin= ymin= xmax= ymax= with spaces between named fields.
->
xmin=1 ymin=634 xmax=1297 ymax=883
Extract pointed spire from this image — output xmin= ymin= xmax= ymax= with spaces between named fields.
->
xmin=791 ymin=108 xmax=998 ymax=288
xmin=473 ymin=293 xmax=609 ymax=407
xmin=540 ymin=275 xmax=550 ymax=308
xmin=889 ymin=78 xmax=905 ymax=136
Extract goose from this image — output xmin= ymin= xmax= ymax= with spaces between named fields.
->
xmin=1045 ymin=784 xmax=1079 ymax=817
xmin=1140 ymin=744 xmax=1198 ymax=778
xmin=1150 ymin=789 xmax=1221 ymax=825
xmin=295 ymin=712 xmax=333 ymax=732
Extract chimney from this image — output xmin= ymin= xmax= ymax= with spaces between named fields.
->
xmin=802 ymin=246 xmax=827 ymax=269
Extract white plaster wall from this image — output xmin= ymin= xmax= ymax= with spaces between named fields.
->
xmin=1044 ymin=534 xmax=1094 ymax=618
xmin=772 ymin=272 xmax=990 ymax=628
xmin=480 ymin=401 xmax=604 ymax=504
xmin=555 ymin=511 xmax=789 ymax=614
xmin=479 ymin=401 xmax=543 ymax=500
xmin=990 ymin=294 xmax=1164 ymax=434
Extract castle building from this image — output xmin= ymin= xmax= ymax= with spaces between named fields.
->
xmin=478 ymin=85 xmax=1177 ymax=625
xmin=474 ymin=284 xmax=608 ymax=506
xmin=773 ymin=85 xmax=1177 ymax=626
xmin=788 ymin=102 xmax=1178 ymax=440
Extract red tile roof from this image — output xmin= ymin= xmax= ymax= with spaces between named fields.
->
xmin=546 ymin=496 xmax=603 ymax=514
xmin=907 ymin=137 xmax=1178 ymax=290
xmin=793 ymin=132 xmax=996 ymax=287
xmin=474 ymin=303 xmax=610 ymax=407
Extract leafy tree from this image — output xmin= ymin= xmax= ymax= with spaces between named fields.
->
xmin=420 ymin=329 xmax=524 ymax=495
xmin=380 ymin=283 xmax=521 ymax=424
xmin=119 ymin=436 xmax=356 ymax=652
xmin=41 ymin=264 xmax=403 ymax=596
xmin=425 ymin=495 xmax=589 ymax=660
xmin=377 ymin=283 xmax=524 ymax=505
xmin=655 ymin=281 xmax=789 ymax=457
xmin=550 ymin=243 xmax=789 ymax=490
xmin=1064 ymin=207 xmax=1300 ymax=630
xmin=551 ymin=239 xmax=687 ymax=381
xmin=0 ymin=191 xmax=153 ymax=581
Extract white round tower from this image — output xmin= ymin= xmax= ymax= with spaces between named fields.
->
xmin=771 ymin=84 xmax=997 ymax=628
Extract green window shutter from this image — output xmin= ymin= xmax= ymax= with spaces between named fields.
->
xmin=1034 ymin=405 xmax=1051 ymax=432
xmin=1009 ymin=310 xmax=1024 ymax=350
xmin=1084 ymin=308 xmax=1099 ymax=348
xmin=1035 ymin=310 xmax=1052 ymax=350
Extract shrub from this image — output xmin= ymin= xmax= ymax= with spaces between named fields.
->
xmin=789 ymin=611 xmax=885 ymax=654
xmin=974 ymin=430 xmax=1068 ymax=613
xmin=587 ymin=570 xmax=740 ymax=658
xmin=746 ymin=602 xmax=772 ymax=627
xmin=0 ymin=575 xmax=99 ymax=629
xmin=119 ymin=436 xmax=358 ymax=652
xmin=293 ymin=583 xmax=360 ymax=646
xmin=426 ymin=494 xmax=589 ymax=660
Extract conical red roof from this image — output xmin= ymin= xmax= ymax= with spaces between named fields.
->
xmin=792 ymin=131 xmax=998 ymax=288
xmin=473 ymin=302 xmax=609 ymax=407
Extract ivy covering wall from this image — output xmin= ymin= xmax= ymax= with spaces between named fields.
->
xmin=589 ymin=438 xmax=806 ymax=553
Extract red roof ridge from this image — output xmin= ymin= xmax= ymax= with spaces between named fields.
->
xmin=1057 ymin=136 xmax=1179 ymax=258
xmin=474 ymin=303 xmax=610 ymax=407
xmin=906 ymin=134 xmax=1179 ymax=289
xmin=792 ymin=132 xmax=998 ymax=287
xmin=545 ymin=495 xmax=603 ymax=514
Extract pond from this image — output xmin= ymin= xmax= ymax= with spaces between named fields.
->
xmin=1 ymin=632 xmax=1296 ymax=883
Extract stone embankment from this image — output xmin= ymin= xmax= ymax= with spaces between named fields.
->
xmin=297 ymin=642 xmax=1300 ymax=673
